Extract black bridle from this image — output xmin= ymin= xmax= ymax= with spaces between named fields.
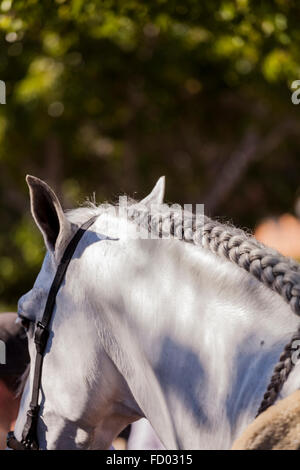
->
xmin=7 ymin=210 xmax=297 ymax=449
xmin=7 ymin=216 xmax=98 ymax=450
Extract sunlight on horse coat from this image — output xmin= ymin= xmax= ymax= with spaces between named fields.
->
xmin=14 ymin=175 xmax=300 ymax=449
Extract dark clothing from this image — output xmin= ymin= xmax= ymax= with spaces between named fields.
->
xmin=0 ymin=313 xmax=30 ymax=391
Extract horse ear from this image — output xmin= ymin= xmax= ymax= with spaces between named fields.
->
xmin=140 ymin=176 xmax=165 ymax=207
xmin=26 ymin=175 xmax=72 ymax=255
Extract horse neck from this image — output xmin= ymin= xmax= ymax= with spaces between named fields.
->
xmin=88 ymin=216 xmax=300 ymax=449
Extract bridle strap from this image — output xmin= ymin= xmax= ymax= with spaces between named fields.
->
xmin=8 ymin=215 xmax=98 ymax=450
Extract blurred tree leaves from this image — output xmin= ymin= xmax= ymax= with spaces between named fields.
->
xmin=0 ymin=0 xmax=300 ymax=307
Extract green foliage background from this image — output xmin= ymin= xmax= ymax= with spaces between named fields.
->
xmin=0 ymin=0 xmax=300 ymax=309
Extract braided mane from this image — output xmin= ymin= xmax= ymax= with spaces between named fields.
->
xmin=125 ymin=205 xmax=300 ymax=314
xmin=70 ymin=200 xmax=300 ymax=414
xmin=125 ymin=204 xmax=300 ymax=414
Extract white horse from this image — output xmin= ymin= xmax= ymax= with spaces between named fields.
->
xmin=14 ymin=175 xmax=300 ymax=450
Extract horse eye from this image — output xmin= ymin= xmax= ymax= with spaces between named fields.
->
xmin=20 ymin=317 xmax=30 ymax=331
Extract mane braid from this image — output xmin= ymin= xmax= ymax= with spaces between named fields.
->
xmin=73 ymin=201 xmax=300 ymax=414
xmin=126 ymin=206 xmax=300 ymax=414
